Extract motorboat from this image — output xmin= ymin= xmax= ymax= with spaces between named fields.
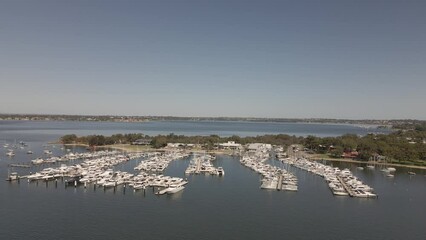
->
xmin=167 ymin=185 xmax=185 ymax=194
xmin=6 ymin=151 xmax=15 ymax=157
xmin=31 ymin=158 xmax=44 ymax=165
xmin=6 ymin=172 xmax=19 ymax=181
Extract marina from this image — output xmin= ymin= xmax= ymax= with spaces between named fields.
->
xmin=279 ymin=156 xmax=377 ymax=198
xmin=185 ymin=153 xmax=225 ymax=176
xmin=240 ymin=145 xmax=298 ymax=191
xmin=1 ymin=120 xmax=425 ymax=240
xmin=9 ymin=150 xmax=191 ymax=196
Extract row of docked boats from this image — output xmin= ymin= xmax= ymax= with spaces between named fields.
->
xmin=134 ymin=151 xmax=189 ymax=172
xmin=30 ymin=150 xmax=120 ymax=165
xmin=240 ymin=151 xmax=298 ymax=191
xmin=279 ymin=157 xmax=377 ymax=198
xmin=185 ymin=154 xmax=224 ymax=176
xmin=25 ymin=151 xmax=144 ymax=181
xmin=16 ymin=150 xmax=188 ymax=195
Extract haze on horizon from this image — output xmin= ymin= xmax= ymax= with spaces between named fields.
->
xmin=1 ymin=0 xmax=425 ymax=120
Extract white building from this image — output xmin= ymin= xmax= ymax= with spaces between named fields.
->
xmin=218 ymin=141 xmax=242 ymax=150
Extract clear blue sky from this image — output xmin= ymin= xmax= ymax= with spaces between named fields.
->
xmin=1 ymin=0 xmax=425 ymax=119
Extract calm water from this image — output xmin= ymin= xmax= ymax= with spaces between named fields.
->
xmin=0 ymin=120 xmax=390 ymax=140
xmin=1 ymin=121 xmax=424 ymax=240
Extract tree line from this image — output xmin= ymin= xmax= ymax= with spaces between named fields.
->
xmin=60 ymin=133 xmax=145 ymax=146
xmin=60 ymin=126 xmax=426 ymax=166
xmin=303 ymin=130 xmax=426 ymax=165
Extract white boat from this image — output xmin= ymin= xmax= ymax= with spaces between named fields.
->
xmin=386 ymin=173 xmax=394 ymax=178
xmin=354 ymin=190 xmax=377 ymax=198
xmin=387 ymin=167 xmax=396 ymax=172
xmin=332 ymin=189 xmax=349 ymax=196
xmin=357 ymin=167 xmax=364 ymax=170
xmin=408 ymin=171 xmax=416 ymax=175
xmin=27 ymin=172 xmax=44 ymax=181
xmin=7 ymin=172 xmax=19 ymax=181
xmin=133 ymin=184 xmax=146 ymax=190
xmin=103 ymin=181 xmax=117 ymax=188
xmin=366 ymin=165 xmax=375 ymax=169
xmin=155 ymin=188 xmax=169 ymax=195
xmin=27 ymin=150 xmax=33 ymax=154
xmin=31 ymin=158 xmax=44 ymax=164
xmin=167 ymin=185 xmax=185 ymax=194
xmin=44 ymin=150 xmax=53 ymax=155
xmin=41 ymin=174 xmax=55 ymax=181
xmin=6 ymin=151 xmax=15 ymax=157
xmin=282 ymin=184 xmax=298 ymax=191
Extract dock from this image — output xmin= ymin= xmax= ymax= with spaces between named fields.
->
xmin=276 ymin=175 xmax=283 ymax=190
xmin=195 ymin=158 xmax=202 ymax=174
xmin=9 ymin=164 xmax=31 ymax=168
xmin=337 ymin=176 xmax=354 ymax=197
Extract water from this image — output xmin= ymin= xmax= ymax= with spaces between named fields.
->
xmin=1 ymin=121 xmax=424 ymax=240
xmin=0 ymin=120 xmax=390 ymax=140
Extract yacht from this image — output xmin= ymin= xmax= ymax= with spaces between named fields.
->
xmin=281 ymin=184 xmax=298 ymax=191
xmin=6 ymin=151 xmax=15 ymax=157
xmin=31 ymin=158 xmax=44 ymax=165
xmin=156 ymin=185 xmax=185 ymax=195
xmin=27 ymin=172 xmax=44 ymax=181
xmin=408 ymin=171 xmax=416 ymax=175
xmin=332 ymin=189 xmax=349 ymax=196
xmin=7 ymin=172 xmax=19 ymax=181
xmin=44 ymin=150 xmax=53 ymax=155
xmin=366 ymin=165 xmax=375 ymax=169
xmin=167 ymin=185 xmax=185 ymax=194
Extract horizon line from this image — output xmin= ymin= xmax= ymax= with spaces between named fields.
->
xmin=0 ymin=112 xmax=424 ymax=122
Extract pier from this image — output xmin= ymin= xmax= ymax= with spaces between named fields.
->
xmin=279 ymin=155 xmax=377 ymax=198
xmin=337 ymin=176 xmax=354 ymax=197
xmin=195 ymin=158 xmax=202 ymax=174
xmin=277 ymin=175 xmax=283 ymax=190
xmin=9 ymin=164 xmax=31 ymax=168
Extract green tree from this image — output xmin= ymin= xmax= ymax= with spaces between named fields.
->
xmin=60 ymin=134 xmax=78 ymax=144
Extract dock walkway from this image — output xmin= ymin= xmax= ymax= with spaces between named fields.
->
xmin=337 ymin=176 xmax=355 ymax=197
xmin=277 ymin=175 xmax=283 ymax=190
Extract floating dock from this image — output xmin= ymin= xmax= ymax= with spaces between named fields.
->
xmin=337 ymin=176 xmax=354 ymax=197
xmin=9 ymin=164 xmax=31 ymax=168
xmin=277 ymin=175 xmax=283 ymax=190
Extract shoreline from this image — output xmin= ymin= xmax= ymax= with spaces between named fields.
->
xmin=62 ymin=143 xmax=426 ymax=170
xmin=62 ymin=143 xmax=234 ymax=155
xmin=308 ymin=155 xmax=426 ymax=170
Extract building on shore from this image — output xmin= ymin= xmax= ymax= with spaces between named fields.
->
xmin=218 ymin=141 xmax=242 ymax=150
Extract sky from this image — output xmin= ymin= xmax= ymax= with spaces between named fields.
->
xmin=0 ymin=0 xmax=425 ymax=119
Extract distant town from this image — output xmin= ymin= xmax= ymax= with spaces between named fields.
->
xmin=0 ymin=113 xmax=425 ymax=129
